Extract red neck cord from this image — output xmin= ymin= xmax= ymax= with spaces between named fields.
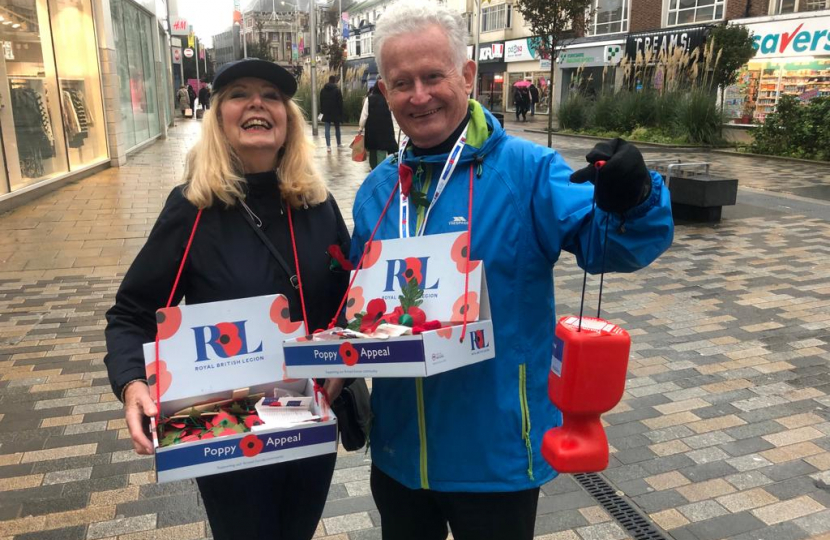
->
xmin=154 ymin=209 xmax=203 ymax=425
xmin=286 ymin=205 xmax=311 ymax=336
xmin=460 ymin=164 xmax=475 ymax=342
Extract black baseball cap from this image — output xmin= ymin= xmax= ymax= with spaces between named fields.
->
xmin=212 ymin=58 xmax=298 ymax=97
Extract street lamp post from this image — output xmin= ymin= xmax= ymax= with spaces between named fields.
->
xmin=472 ymin=0 xmax=481 ymax=99
xmin=310 ymin=0 xmax=318 ymax=136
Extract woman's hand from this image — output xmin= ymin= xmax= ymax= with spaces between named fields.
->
xmin=323 ymin=378 xmax=346 ymax=403
xmin=123 ymin=381 xmax=157 ymax=455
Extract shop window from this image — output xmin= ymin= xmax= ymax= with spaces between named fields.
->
xmin=588 ymin=0 xmax=629 ymax=35
xmin=667 ymin=0 xmax=724 ymax=26
xmin=775 ymin=0 xmax=829 ymax=12
xmin=481 ymin=4 xmax=512 ymax=33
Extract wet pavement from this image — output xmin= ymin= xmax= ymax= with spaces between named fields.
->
xmin=0 ymin=116 xmax=829 ymax=540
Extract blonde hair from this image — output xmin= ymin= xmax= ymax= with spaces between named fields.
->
xmin=182 ymin=86 xmax=327 ymax=209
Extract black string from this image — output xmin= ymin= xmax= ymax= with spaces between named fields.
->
xmin=597 ymin=215 xmax=610 ymax=318
xmin=577 ymin=197 xmax=596 ymax=333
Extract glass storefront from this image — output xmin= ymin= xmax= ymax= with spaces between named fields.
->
xmin=507 ymin=72 xmax=552 ymax=115
xmin=110 ymin=0 xmax=159 ymax=149
xmin=0 ymin=0 xmax=107 ymax=194
xmin=478 ymin=72 xmax=505 ymax=112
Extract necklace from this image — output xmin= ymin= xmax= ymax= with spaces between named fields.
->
xmin=239 ymin=198 xmax=263 ymax=228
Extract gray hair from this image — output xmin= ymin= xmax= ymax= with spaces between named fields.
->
xmin=374 ymin=0 xmax=468 ymax=78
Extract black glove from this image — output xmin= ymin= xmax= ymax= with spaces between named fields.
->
xmin=570 ymin=138 xmax=652 ymax=214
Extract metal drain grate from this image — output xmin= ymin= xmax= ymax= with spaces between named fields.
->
xmin=574 ymin=473 xmax=670 ymax=540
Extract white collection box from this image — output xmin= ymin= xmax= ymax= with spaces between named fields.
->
xmin=283 ymin=232 xmax=496 ymax=378
xmin=143 ymin=294 xmax=337 ymax=484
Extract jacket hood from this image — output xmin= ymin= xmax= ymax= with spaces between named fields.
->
xmin=399 ymin=100 xmax=505 ymax=167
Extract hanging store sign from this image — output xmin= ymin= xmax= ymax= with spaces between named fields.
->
xmin=478 ymin=42 xmax=505 ymax=63
xmin=625 ymin=26 xmax=709 ymax=59
xmin=505 ymin=37 xmax=550 ymax=62
xmin=172 ymin=47 xmax=182 ymax=64
xmin=171 ymin=17 xmax=189 ymax=36
xmin=184 ymin=48 xmax=194 ymax=58
xmin=733 ymin=16 xmax=830 ymax=58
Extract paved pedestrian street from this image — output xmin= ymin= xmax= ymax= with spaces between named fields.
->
xmin=1 ymin=118 xmax=830 ymax=540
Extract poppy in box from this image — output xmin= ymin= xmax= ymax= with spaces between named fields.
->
xmin=360 ymin=298 xmax=387 ymax=333
xmin=450 ymin=233 xmax=480 ymax=273
xmin=399 ymin=164 xmax=414 ymax=197
xmin=240 ymin=434 xmax=264 ymax=457
xmin=156 ymin=306 xmax=182 ymax=340
xmin=346 ymin=286 xmax=365 ymax=321
xmin=146 ymin=359 xmax=173 ymax=398
xmin=270 ymin=295 xmax=303 ymax=334
xmin=244 ymin=414 xmax=264 ymax=429
xmin=339 ymin=342 xmax=359 ymax=366
xmin=451 ymin=292 xmax=480 ymax=323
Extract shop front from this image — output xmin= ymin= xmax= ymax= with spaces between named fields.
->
xmin=557 ymin=39 xmax=625 ymax=105
xmin=477 ymin=41 xmax=506 ymax=113
xmin=726 ymin=13 xmax=830 ymax=124
xmin=505 ymin=36 xmax=552 ymax=115
xmin=0 ymin=0 xmax=108 ymax=197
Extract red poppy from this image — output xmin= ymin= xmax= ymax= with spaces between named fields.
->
xmin=156 ymin=307 xmax=182 ymax=340
xmin=270 ymin=295 xmax=303 ymax=334
xmin=436 ymin=326 xmax=454 ymax=339
xmin=213 ymin=411 xmax=239 ymax=428
xmin=201 ymin=432 xmax=215 ymax=440
xmin=339 ymin=342 xmax=359 ymax=366
xmin=450 ymin=233 xmax=480 ymax=273
xmin=145 ymin=359 xmax=173 ymax=399
xmin=214 ymin=322 xmax=243 ymax=357
xmin=328 ymin=244 xmax=354 ymax=271
xmin=360 ymin=298 xmax=387 ymax=333
xmin=240 ymin=434 xmax=264 ymax=457
xmin=413 ymin=321 xmax=442 ymax=334
xmin=451 ymin=292 xmax=480 ymax=323
xmin=408 ymin=306 xmax=427 ymax=327
xmin=403 ymin=257 xmax=423 ymax=285
xmin=362 ymin=240 xmax=383 ymax=269
xmin=244 ymin=414 xmax=263 ymax=429
xmin=346 ymin=287 xmax=365 ymax=321
xmin=399 ymin=164 xmax=414 ymax=197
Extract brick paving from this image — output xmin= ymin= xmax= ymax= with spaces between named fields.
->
xmin=1 ymin=117 xmax=829 ymax=539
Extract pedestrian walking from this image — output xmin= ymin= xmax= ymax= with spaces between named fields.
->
xmin=104 ymin=58 xmax=351 ymax=540
xmin=513 ymin=87 xmax=530 ymax=121
xmin=187 ymin=83 xmax=197 ymax=112
xmin=319 ymin=75 xmax=343 ymax=152
xmin=198 ymin=84 xmax=211 ymax=111
xmin=351 ymin=2 xmax=674 ymax=539
xmin=529 ymin=82 xmax=539 ymax=116
xmin=176 ymin=84 xmax=190 ymax=118
xmin=358 ymin=82 xmax=399 ymax=169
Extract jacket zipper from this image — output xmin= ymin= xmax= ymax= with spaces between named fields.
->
xmin=519 ymin=364 xmax=534 ymax=481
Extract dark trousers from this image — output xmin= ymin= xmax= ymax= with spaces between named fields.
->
xmin=370 ymin=465 xmax=540 ymax=540
xmin=197 ymin=453 xmax=336 ymax=540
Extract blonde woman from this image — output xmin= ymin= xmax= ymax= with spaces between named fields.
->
xmin=104 ymin=59 xmax=350 ymax=539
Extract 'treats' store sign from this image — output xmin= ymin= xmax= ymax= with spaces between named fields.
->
xmin=736 ymin=16 xmax=830 ymax=59
xmin=625 ymin=26 xmax=709 ymax=59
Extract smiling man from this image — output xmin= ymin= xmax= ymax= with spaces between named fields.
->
xmin=349 ymin=2 xmax=674 ymax=539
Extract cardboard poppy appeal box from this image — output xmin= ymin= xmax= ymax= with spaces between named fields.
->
xmin=283 ymin=232 xmax=496 ymax=378
xmin=142 ymin=294 xmax=338 ymax=483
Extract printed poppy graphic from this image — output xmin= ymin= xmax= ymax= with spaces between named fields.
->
xmin=403 ymin=257 xmax=423 ymax=285
xmin=362 ymin=240 xmax=383 ymax=269
xmin=146 ymin=359 xmax=173 ymax=398
xmin=360 ymin=298 xmax=387 ymax=333
xmin=270 ymin=295 xmax=303 ymax=334
xmin=436 ymin=326 xmax=454 ymax=340
xmin=214 ymin=322 xmax=244 ymax=357
xmin=156 ymin=307 xmax=182 ymax=340
xmin=450 ymin=233 xmax=480 ymax=273
xmin=399 ymin=164 xmax=414 ymax=197
xmin=346 ymin=287 xmax=365 ymax=321
xmin=339 ymin=342 xmax=359 ymax=366
xmin=240 ymin=434 xmax=264 ymax=457
xmin=451 ymin=292 xmax=480 ymax=323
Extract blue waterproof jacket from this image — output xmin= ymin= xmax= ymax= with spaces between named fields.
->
xmin=350 ymin=102 xmax=673 ymax=492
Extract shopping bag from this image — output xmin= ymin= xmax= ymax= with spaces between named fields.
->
xmin=318 ymin=113 xmax=324 ymax=121
xmin=184 ymin=108 xmax=193 ymax=118
xmin=196 ymin=109 xmax=204 ymax=119
xmin=350 ymin=134 xmax=366 ymax=162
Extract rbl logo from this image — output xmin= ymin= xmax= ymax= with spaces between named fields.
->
xmin=470 ymin=330 xmax=489 ymax=351
xmin=192 ymin=321 xmax=263 ymax=362
xmin=384 ymin=257 xmax=439 ymax=292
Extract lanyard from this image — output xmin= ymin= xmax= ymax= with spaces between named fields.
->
xmin=397 ymin=126 xmax=468 ymax=238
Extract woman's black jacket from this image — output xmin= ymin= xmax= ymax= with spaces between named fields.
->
xmin=365 ymin=93 xmax=397 ymax=153
xmin=104 ymin=172 xmax=351 ymax=399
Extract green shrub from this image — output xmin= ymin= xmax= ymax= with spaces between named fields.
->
xmin=751 ymin=96 xmax=830 ymax=160
xmin=558 ymin=94 xmax=591 ymax=131
xmin=591 ymin=93 xmax=619 ymax=132
xmin=676 ymin=90 xmax=722 ymax=145
xmin=654 ymin=91 xmax=682 ymax=134
xmin=615 ymin=91 xmax=657 ymax=132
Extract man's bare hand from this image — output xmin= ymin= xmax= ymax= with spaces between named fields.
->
xmin=124 ymin=382 xmax=157 ymax=455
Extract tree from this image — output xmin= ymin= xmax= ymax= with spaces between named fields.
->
xmin=515 ymin=0 xmax=592 ymax=147
xmin=707 ymin=24 xmax=756 ymax=113
xmin=322 ymin=33 xmax=346 ymax=72
xmin=247 ymin=17 xmax=275 ymax=62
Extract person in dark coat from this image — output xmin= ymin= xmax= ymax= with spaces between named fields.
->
xmin=529 ymin=82 xmax=539 ymax=116
xmin=187 ymin=84 xmax=197 ymax=111
xmin=198 ymin=84 xmax=211 ymax=111
xmin=319 ymin=75 xmax=343 ymax=151
xmin=513 ymin=87 xmax=530 ymax=121
xmin=104 ymin=59 xmax=350 ymax=540
xmin=358 ymin=83 xmax=399 ymax=169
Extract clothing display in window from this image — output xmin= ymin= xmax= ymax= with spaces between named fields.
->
xmin=11 ymin=84 xmax=56 ymax=178
xmin=61 ymin=83 xmax=93 ymax=148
